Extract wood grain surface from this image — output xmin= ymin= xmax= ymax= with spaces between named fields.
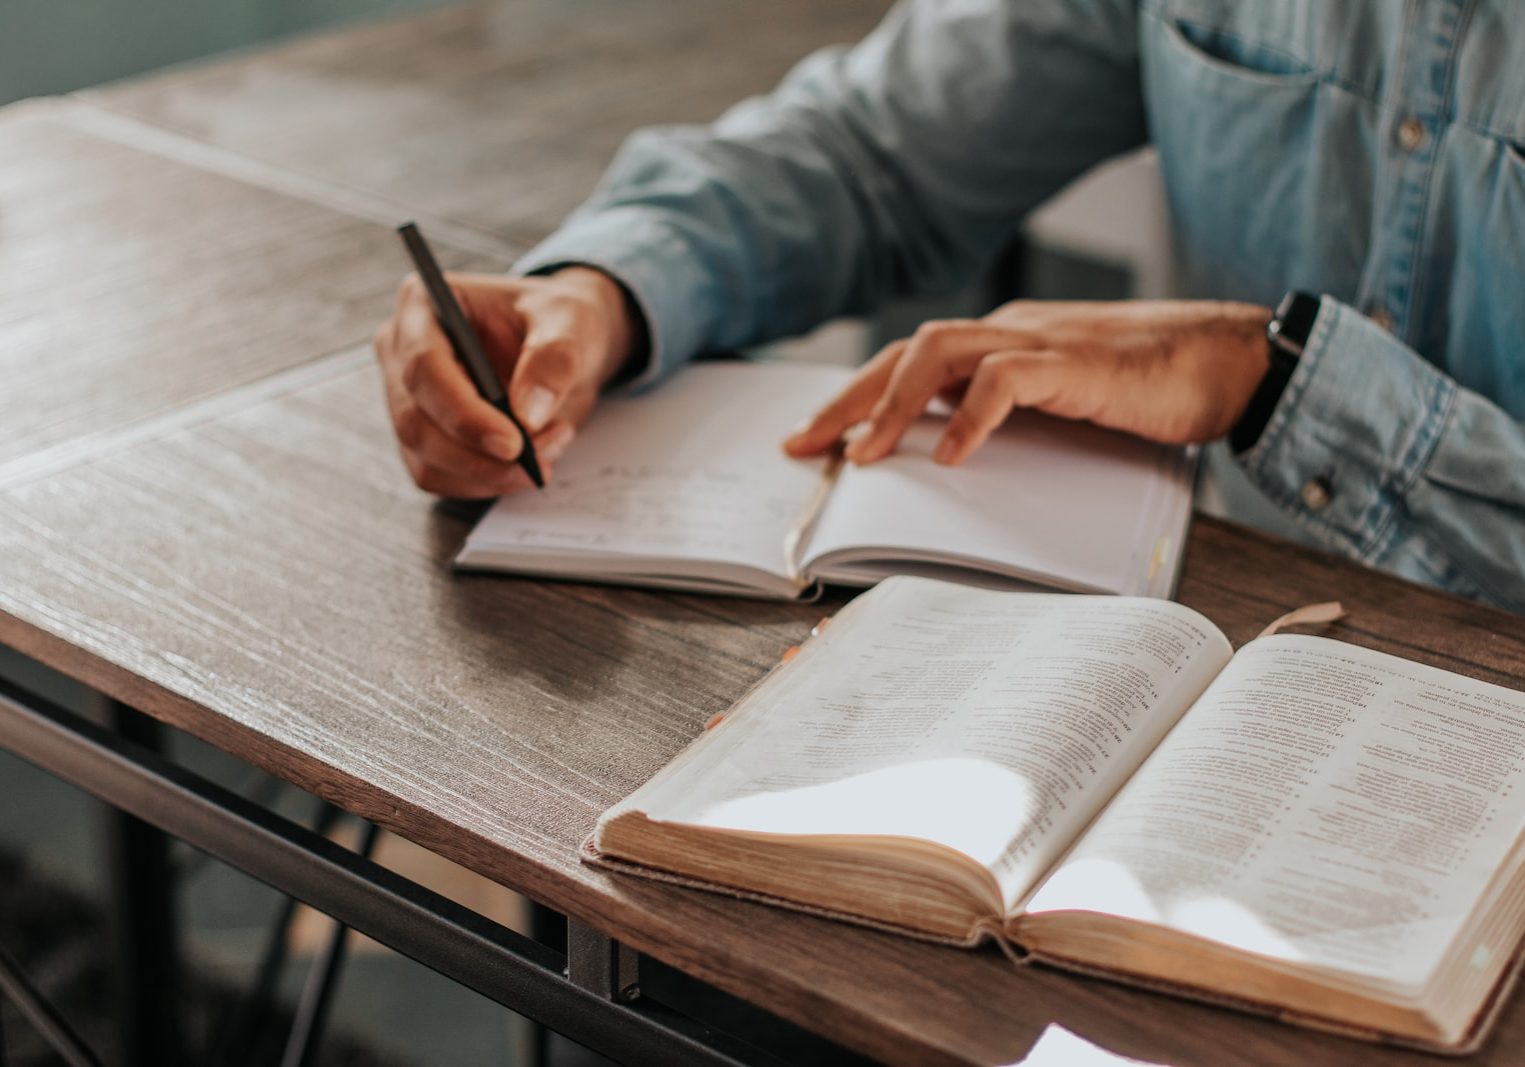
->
xmin=82 ymin=0 xmax=893 ymax=245
xmin=0 ymin=99 xmax=496 ymax=482
xmin=8 ymin=3 xmax=1525 ymax=1062
xmin=3 ymin=357 xmax=1523 ymax=1066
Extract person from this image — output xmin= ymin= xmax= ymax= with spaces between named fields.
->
xmin=373 ymin=1 xmax=1525 ymax=611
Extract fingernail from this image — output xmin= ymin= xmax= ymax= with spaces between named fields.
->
xmin=520 ymin=386 xmax=556 ymax=431
xmin=933 ymin=437 xmax=958 ymax=464
xmin=482 ymin=434 xmax=521 ymax=463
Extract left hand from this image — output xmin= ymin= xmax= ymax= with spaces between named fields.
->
xmin=783 ymin=300 xmax=1273 ymax=466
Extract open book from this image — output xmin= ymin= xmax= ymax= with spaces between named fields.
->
xmin=457 ymin=361 xmax=1193 ymax=599
xmin=588 ymin=576 xmax=1525 ymax=1052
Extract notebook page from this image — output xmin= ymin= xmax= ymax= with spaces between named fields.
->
xmin=460 ymin=360 xmax=852 ymax=578
xmin=621 ymin=577 xmax=1231 ymax=907
xmin=1026 ymin=635 xmax=1525 ymax=990
xmin=800 ymin=412 xmax=1193 ymax=597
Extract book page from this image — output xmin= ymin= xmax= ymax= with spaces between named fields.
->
xmin=619 ymin=576 xmax=1231 ymax=907
xmin=1027 ymin=635 xmax=1525 ymax=989
xmin=800 ymin=412 xmax=1193 ymax=597
xmin=460 ymin=360 xmax=852 ymax=578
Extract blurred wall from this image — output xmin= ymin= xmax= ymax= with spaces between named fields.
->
xmin=0 ymin=0 xmax=451 ymax=106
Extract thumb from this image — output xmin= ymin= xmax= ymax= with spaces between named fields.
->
xmin=508 ymin=319 xmax=584 ymax=433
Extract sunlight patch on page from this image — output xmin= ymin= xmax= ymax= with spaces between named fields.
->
xmin=678 ymin=757 xmax=1036 ymax=868
xmin=1026 ymin=858 xmax=1162 ymax=924
xmin=1027 ymin=857 xmax=1304 ymax=962
xmin=1169 ymin=894 xmax=1307 ymax=961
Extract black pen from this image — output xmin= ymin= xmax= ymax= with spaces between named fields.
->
xmin=396 ymin=221 xmax=545 ymax=488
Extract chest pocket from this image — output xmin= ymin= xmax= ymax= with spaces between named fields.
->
xmin=1442 ymin=131 xmax=1525 ymax=413
xmin=1137 ymin=1 xmax=1373 ymax=306
xmin=1425 ymin=12 xmax=1525 ymax=412
xmin=1140 ymin=0 xmax=1525 ymax=416
xmin=1164 ymin=14 xmax=1316 ymax=81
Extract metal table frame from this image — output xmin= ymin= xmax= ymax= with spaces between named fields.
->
xmin=0 ymin=668 xmax=850 ymax=1066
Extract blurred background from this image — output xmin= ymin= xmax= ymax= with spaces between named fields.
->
xmin=0 ymin=0 xmax=451 ymax=106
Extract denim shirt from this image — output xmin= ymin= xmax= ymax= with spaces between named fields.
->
xmin=517 ymin=0 xmax=1525 ymax=611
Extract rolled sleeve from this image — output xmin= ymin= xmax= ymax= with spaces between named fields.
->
xmin=514 ymin=0 xmax=1148 ymax=390
xmin=1238 ymin=297 xmax=1525 ymax=610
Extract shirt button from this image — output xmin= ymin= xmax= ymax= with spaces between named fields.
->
xmin=1368 ymin=306 xmax=1395 ymax=332
xmin=1301 ymin=476 xmax=1334 ymax=511
xmin=1396 ymin=117 xmax=1426 ymax=152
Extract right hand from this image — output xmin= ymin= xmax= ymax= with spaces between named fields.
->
xmin=373 ymin=266 xmax=640 ymax=498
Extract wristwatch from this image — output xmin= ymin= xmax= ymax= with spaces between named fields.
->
xmin=1229 ymin=290 xmax=1321 ymax=454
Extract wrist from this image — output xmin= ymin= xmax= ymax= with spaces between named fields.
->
xmin=1229 ymin=292 xmax=1320 ymax=454
xmin=552 ymin=266 xmax=650 ymax=386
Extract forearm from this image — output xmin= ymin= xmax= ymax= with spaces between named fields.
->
xmin=1237 ymin=299 xmax=1525 ymax=612
xmin=515 ymin=0 xmax=1146 ymax=387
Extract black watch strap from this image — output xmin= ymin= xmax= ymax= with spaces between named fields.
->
xmin=1230 ymin=291 xmax=1320 ymax=454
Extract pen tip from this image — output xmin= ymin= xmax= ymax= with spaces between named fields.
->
xmin=525 ymin=456 xmax=547 ymax=490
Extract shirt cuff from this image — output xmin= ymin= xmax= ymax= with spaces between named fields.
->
xmin=512 ymin=209 xmax=713 ymax=391
xmin=1236 ymin=298 xmax=1457 ymax=560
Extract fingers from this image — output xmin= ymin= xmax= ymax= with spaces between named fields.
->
xmin=375 ymin=268 xmax=632 ymax=497
xmin=505 ymin=271 xmax=635 ymax=435
xmin=782 ymin=341 xmax=905 ymax=457
xmin=408 ymin=420 xmax=573 ymax=499
xmin=848 ymin=323 xmax=1034 ymax=464
xmin=508 ymin=307 xmax=586 ymax=434
xmin=933 ymin=350 xmax=1064 ymax=465
xmin=389 ymin=275 xmax=529 ymax=463
xmin=781 ymin=300 xmax=1262 ymax=471
xmin=390 ymin=381 xmax=576 ymax=498
xmin=379 ymin=299 xmax=575 ymax=497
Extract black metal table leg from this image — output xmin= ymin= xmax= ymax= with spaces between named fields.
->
xmin=528 ymin=902 xmax=567 ymax=1066
xmin=0 ymin=940 xmax=103 ymax=1067
xmin=279 ymin=820 xmax=380 ymax=1067
xmin=101 ymin=698 xmax=182 ymax=1067
xmin=0 ymin=674 xmax=817 ymax=1067
xmin=219 ymin=801 xmax=347 ymax=1067
xmin=566 ymin=921 xmax=640 ymax=1005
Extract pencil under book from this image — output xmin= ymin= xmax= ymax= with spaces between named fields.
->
xmin=454 ymin=360 xmax=1194 ymax=600
xmin=585 ymin=576 xmax=1525 ymax=1054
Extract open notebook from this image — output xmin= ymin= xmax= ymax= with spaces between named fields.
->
xmin=457 ymin=361 xmax=1195 ymax=599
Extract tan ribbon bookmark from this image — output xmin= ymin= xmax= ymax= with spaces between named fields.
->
xmin=782 ymin=444 xmax=846 ymax=590
xmin=1256 ymin=600 xmax=1347 ymax=639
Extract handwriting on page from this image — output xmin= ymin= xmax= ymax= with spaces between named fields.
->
xmin=464 ymin=360 xmax=854 ymax=576
xmin=505 ymin=464 xmax=803 ymax=560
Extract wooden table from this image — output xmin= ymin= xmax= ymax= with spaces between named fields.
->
xmin=4 ymin=3 xmax=1525 ymax=1064
xmin=0 ymin=98 xmax=498 ymax=488
xmin=81 ymin=0 xmax=891 ymax=245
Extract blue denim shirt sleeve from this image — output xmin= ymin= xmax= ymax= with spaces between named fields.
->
xmin=511 ymin=0 xmax=1524 ymax=611
xmin=1239 ymin=298 xmax=1525 ymax=612
xmin=513 ymin=0 xmax=1146 ymax=388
